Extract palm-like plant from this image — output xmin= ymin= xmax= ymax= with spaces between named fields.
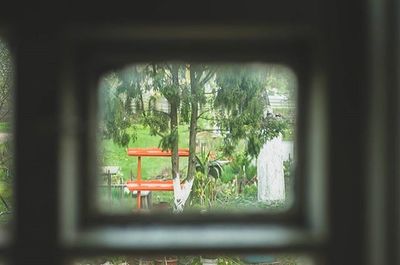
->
xmin=195 ymin=150 xmax=223 ymax=179
xmin=190 ymin=150 xmax=224 ymax=209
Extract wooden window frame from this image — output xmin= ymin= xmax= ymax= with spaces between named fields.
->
xmin=57 ymin=24 xmax=328 ymax=254
xmin=2 ymin=0 xmax=399 ymax=264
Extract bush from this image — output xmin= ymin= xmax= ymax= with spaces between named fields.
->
xmin=243 ymin=182 xmax=257 ymax=198
xmin=283 ymin=156 xmax=294 ymax=203
xmin=190 ymin=172 xmax=218 ymax=209
xmin=220 ymin=165 xmax=235 ymax=183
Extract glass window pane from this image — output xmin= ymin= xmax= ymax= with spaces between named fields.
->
xmin=96 ymin=63 xmax=297 ymax=214
xmin=0 ymin=38 xmax=14 ymax=228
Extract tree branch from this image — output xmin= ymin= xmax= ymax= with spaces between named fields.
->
xmin=152 ymin=129 xmax=166 ymax=139
xmin=198 ymin=115 xmax=218 ymax=122
xmin=196 ymin=109 xmax=211 ymax=120
xmin=138 ymin=90 xmax=168 ymax=139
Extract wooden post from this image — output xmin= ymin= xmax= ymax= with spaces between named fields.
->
xmin=107 ymin=170 xmax=112 ymax=208
xmin=137 ymin=156 xmax=142 ymax=209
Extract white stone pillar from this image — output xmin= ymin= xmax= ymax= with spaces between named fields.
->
xmin=257 ymin=135 xmax=285 ymax=202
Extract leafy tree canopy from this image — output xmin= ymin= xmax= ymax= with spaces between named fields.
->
xmin=214 ymin=65 xmax=289 ymax=158
xmin=100 ymin=63 xmax=292 ymax=159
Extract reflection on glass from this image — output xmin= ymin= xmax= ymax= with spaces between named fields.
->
xmin=0 ymin=39 xmax=13 ymax=226
xmin=97 ymin=63 xmax=296 ymax=214
xmin=74 ymin=254 xmax=315 ymax=265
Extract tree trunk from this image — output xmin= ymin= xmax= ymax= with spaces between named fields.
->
xmin=187 ymin=65 xmax=199 ymax=181
xmin=170 ymin=100 xmax=179 ymax=180
xmin=170 ymin=65 xmax=180 ymax=181
xmin=170 ymin=64 xmax=194 ymax=212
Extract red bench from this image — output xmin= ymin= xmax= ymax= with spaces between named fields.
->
xmin=126 ymin=148 xmax=189 ymax=209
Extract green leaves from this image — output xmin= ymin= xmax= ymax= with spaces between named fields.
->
xmin=101 ymin=64 xmax=178 ymax=147
xmin=158 ymin=128 xmax=178 ymax=151
xmin=100 ymin=63 xmax=293 ymax=159
xmin=195 ymin=150 xmax=223 ymax=179
xmin=214 ymin=65 xmax=289 ymax=158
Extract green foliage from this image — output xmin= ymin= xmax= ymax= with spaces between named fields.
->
xmin=101 ymin=125 xmax=189 ymax=181
xmin=283 ymin=156 xmax=295 ymax=202
xmin=180 ymin=84 xmax=191 ymax=124
xmin=191 ymin=149 xmax=225 ymax=208
xmin=0 ymin=122 xmax=10 ymax=133
xmin=98 ymin=63 xmax=296 ymax=213
xmin=159 ymin=128 xmax=178 ymax=151
xmin=214 ymin=180 xmax=237 ymax=202
xmin=99 ymin=72 xmax=138 ymax=147
xmin=214 ymin=65 xmax=289 ymax=158
xmin=245 ymin=165 xmax=257 ymax=182
xmin=265 ymin=65 xmax=297 ymax=100
xmin=282 ymin=121 xmax=295 ymax=141
xmin=228 ymin=152 xmax=257 ymax=194
xmin=0 ymin=140 xmax=13 ymax=223
xmin=195 ymin=150 xmax=223 ymax=179
xmin=191 ymin=171 xmax=218 ymax=208
xmin=100 ymin=64 xmax=178 ymax=148
xmin=0 ymin=141 xmax=12 ymax=195
xmin=220 ymin=164 xmax=235 ymax=183
xmin=0 ymin=41 xmax=12 ymax=222
xmin=0 ymin=40 xmax=12 ymax=110
xmin=230 ymin=152 xmax=253 ymax=180
xmin=243 ymin=182 xmax=258 ymax=198
xmin=283 ymin=156 xmax=294 ymax=178
xmin=0 ymin=41 xmax=11 ymax=76
xmin=101 ymin=63 xmax=293 ymax=158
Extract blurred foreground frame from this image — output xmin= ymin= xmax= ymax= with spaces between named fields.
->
xmin=58 ymin=24 xmax=328 ymax=254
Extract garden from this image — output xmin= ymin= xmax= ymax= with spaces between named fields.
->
xmin=86 ymin=63 xmax=309 ymax=265
xmin=96 ymin=63 xmax=297 ymax=214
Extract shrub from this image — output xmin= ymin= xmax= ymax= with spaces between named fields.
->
xmin=220 ymin=165 xmax=235 ymax=183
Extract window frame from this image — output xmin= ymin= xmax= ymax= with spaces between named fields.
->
xmin=2 ymin=0 xmax=397 ymax=264
xmin=58 ymin=24 xmax=328 ymax=254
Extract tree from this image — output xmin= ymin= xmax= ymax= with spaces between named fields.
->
xmin=100 ymin=64 xmax=194 ymax=211
xmin=148 ymin=63 xmax=190 ymax=211
xmin=214 ymin=65 xmax=288 ymax=159
xmin=100 ymin=63 xmax=289 ymax=211
xmin=186 ymin=65 xmax=216 ymax=181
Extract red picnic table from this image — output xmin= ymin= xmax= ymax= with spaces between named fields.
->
xmin=126 ymin=148 xmax=190 ymax=209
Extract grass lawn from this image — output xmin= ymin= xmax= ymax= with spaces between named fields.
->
xmin=98 ymin=125 xmax=192 ymax=211
xmin=98 ymin=124 xmax=290 ymax=213
xmin=101 ymin=125 xmax=190 ymax=181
